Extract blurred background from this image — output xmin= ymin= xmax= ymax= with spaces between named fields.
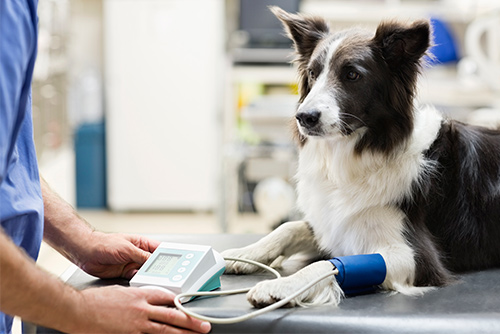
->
xmin=33 ymin=0 xmax=500 ymax=241
xmin=19 ymin=1 xmax=499 ymax=331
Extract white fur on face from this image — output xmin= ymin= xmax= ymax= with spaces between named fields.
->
xmin=297 ymin=37 xmax=344 ymax=137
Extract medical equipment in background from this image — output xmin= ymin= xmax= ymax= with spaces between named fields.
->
xmin=462 ymin=10 xmax=500 ymax=129
xmin=231 ymin=0 xmax=300 ymax=64
xmin=427 ymin=17 xmax=459 ymax=66
xmin=131 ymin=242 xmax=387 ymax=324
xmin=464 ymin=10 xmax=500 ymax=92
xmin=253 ymin=177 xmax=296 ymax=226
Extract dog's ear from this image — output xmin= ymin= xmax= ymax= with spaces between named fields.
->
xmin=372 ymin=20 xmax=431 ymax=67
xmin=270 ymin=6 xmax=329 ymax=61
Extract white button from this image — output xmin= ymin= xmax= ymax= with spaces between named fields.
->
xmin=186 ymin=253 xmax=194 ymax=259
xmin=177 ymin=267 xmax=186 ymax=273
xmin=182 ymin=261 xmax=190 ymax=266
xmin=172 ymin=275 xmax=183 ymax=281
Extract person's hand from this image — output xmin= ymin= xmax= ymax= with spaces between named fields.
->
xmin=77 ymin=231 xmax=160 ymax=279
xmin=74 ymin=285 xmax=211 ymax=334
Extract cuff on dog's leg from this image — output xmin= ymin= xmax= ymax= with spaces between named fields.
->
xmin=329 ymin=254 xmax=387 ymax=296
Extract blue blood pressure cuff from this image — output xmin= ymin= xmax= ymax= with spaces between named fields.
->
xmin=329 ymin=254 xmax=387 ymax=296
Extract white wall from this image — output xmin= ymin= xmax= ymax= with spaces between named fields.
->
xmin=104 ymin=0 xmax=225 ymax=211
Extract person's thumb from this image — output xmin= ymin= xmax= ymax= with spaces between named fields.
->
xmin=130 ymin=247 xmax=151 ymax=265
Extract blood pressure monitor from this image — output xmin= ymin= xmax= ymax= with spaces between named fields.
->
xmin=130 ymin=242 xmax=226 ymax=303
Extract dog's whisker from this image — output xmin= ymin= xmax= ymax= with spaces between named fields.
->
xmin=335 ymin=118 xmax=354 ymax=135
xmin=339 ymin=112 xmax=367 ymax=126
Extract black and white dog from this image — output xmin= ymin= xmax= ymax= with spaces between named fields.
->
xmin=222 ymin=7 xmax=500 ymax=308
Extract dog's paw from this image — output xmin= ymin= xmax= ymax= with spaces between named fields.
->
xmin=247 ymin=277 xmax=301 ymax=308
xmin=222 ymin=247 xmax=273 ymax=274
xmin=247 ymin=261 xmax=342 ymax=308
xmin=390 ymin=283 xmax=437 ymax=296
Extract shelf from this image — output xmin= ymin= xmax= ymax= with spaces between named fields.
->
xmin=419 ymin=66 xmax=500 ymax=108
xmin=232 ymin=64 xmax=298 ymax=84
xmin=301 ymin=0 xmax=477 ymax=23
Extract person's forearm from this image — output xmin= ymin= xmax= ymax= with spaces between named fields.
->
xmin=41 ymin=177 xmax=94 ymax=266
xmin=0 ymin=230 xmax=83 ymax=333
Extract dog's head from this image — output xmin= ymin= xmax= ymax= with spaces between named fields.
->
xmin=271 ymin=7 xmax=431 ymax=154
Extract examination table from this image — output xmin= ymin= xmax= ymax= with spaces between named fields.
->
xmin=34 ymin=234 xmax=500 ymax=333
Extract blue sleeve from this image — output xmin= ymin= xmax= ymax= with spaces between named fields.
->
xmin=0 ymin=2 xmax=42 ymax=333
xmin=0 ymin=0 xmax=38 ymax=185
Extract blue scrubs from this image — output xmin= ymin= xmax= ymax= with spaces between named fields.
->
xmin=0 ymin=0 xmax=44 ymax=333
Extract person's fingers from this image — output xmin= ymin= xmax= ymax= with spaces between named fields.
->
xmin=126 ymin=245 xmax=152 ymax=265
xmin=145 ymin=319 xmax=209 ymax=334
xmin=125 ymin=234 xmax=161 ymax=253
xmin=142 ymin=287 xmax=176 ymax=306
xmin=144 ymin=321 xmax=185 ymax=334
xmin=147 ymin=306 xmax=211 ymax=334
xmin=122 ymin=262 xmax=142 ymax=279
xmin=117 ymin=236 xmax=157 ymax=269
xmin=141 ymin=288 xmax=210 ymax=333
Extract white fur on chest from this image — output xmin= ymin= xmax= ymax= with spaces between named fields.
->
xmin=295 ymin=106 xmax=443 ymax=256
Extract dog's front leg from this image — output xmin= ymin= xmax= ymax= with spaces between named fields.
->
xmin=378 ymin=244 xmax=435 ymax=296
xmin=247 ymin=260 xmax=342 ymax=308
xmin=222 ymin=221 xmax=318 ymax=274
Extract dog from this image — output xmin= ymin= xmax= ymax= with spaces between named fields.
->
xmin=222 ymin=7 xmax=500 ymax=308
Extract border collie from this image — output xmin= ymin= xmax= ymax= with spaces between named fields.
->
xmin=222 ymin=7 xmax=500 ymax=307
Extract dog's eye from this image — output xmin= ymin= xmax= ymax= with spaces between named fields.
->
xmin=309 ymin=69 xmax=316 ymax=80
xmin=346 ymin=71 xmax=360 ymax=81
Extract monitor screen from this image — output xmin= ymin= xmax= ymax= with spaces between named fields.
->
xmin=239 ymin=0 xmax=300 ymax=48
xmin=146 ymin=254 xmax=182 ymax=276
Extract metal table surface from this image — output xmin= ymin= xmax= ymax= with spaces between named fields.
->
xmin=36 ymin=234 xmax=500 ymax=333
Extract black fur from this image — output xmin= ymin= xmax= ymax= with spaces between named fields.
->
xmin=402 ymin=120 xmax=500 ymax=285
xmin=356 ymin=20 xmax=430 ymax=154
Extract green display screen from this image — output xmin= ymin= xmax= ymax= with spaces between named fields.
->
xmin=146 ymin=253 xmax=181 ymax=275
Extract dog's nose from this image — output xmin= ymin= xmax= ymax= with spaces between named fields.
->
xmin=296 ymin=111 xmax=321 ymax=128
